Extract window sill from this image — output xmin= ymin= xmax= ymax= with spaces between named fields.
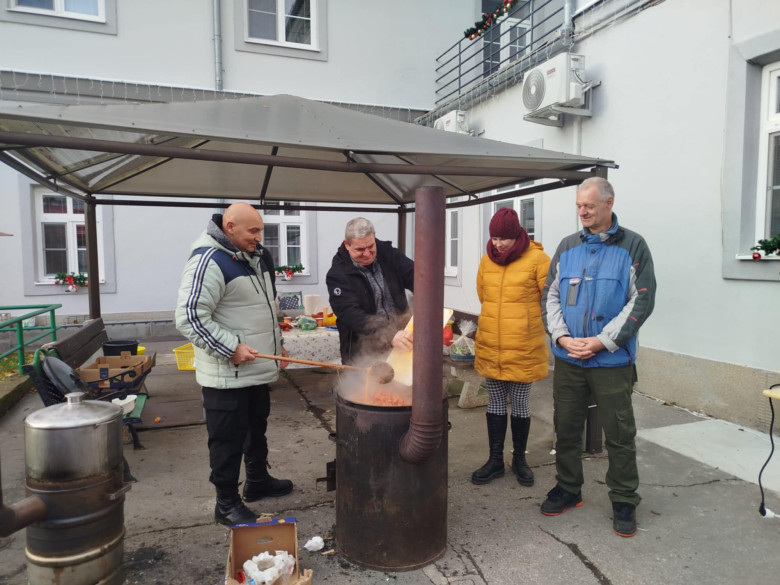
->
xmin=2 ymin=2 xmax=116 ymax=34
xmin=36 ymin=281 xmax=106 ymax=286
xmin=245 ymin=38 xmax=319 ymax=52
xmin=8 ymin=7 xmax=106 ymax=23
xmin=735 ymin=254 xmax=780 ymax=261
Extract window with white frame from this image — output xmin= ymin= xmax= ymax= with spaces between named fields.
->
xmin=262 ymin=203 xmax=309 ymax=274
xmin=445 ymin=198 xmax=466 ymax=277
xmin=247 ymin=0 xmax=316 ymax=49
xmin=34 ymin=190 xmax=104 ymax=283
xmin=236 ymin=0 xmax=326 ymax=61
xmin=11 ymin=0 xmax=105 ymax=22
xmin=756 ymin=61 xmax=780 ymax=242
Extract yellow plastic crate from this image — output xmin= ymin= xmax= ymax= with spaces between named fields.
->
xmin=173 ymin=343 xmax=195 ymax=371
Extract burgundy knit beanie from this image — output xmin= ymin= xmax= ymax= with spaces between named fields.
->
xmin=489 ymin=207 xmax=522 ymax=239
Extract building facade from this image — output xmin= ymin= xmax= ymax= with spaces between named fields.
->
xmin=1 ymin=0 xmax=778 ymax=432
xmin=431 ymin=0 xmax=780 ymax=432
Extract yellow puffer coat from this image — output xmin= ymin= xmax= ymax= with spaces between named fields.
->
xmin=474 ymin=240 xmax=551 ymax=382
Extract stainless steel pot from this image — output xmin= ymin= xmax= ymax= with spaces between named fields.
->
xmin=25 ymin=391 xmax=123 ymax=479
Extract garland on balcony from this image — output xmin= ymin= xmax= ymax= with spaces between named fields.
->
xmin=464 ymin=0 xmax=517 ymax=40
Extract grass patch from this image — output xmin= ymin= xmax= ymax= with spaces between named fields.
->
xmin=0 ymin=352 xmax=34 ymax=377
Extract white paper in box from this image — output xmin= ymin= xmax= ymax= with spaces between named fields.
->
xmin=225 ymin=517 xmax=313 ymax=585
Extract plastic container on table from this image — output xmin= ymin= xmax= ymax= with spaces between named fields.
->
xmin=102 ymin=340 xmax=139 ymax=356
xmin=173 ymin=343 xmax=195 ymax=371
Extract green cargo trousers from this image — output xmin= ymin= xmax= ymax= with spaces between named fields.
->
xmin=552 ymin=358 xmax=641 ymax=507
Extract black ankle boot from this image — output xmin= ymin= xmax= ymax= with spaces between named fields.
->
xmin=510 ymin=416 xmax=534 ymax=487
xmin=215 ymin=489 xmax=258 ymax=527
xmin=471 ymin=413 xmax=507 ymax=485
xmin=243 ymin=473 xmax=293 ymax=502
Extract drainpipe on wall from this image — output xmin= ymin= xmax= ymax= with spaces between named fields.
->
xmin=562 ymin=0 xmax=575 ymax=47
xmin=213 ymin=0 xmax=223 ymax=91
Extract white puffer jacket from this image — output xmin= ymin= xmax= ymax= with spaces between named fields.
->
xmin=175 ymin=222 xmax=281 ymax=389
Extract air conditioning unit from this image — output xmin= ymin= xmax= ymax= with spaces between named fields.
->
xmin=433 ymin=110 xmax=470 ymax=134
xmin=522 ymin=53 xmax=586 ymax=115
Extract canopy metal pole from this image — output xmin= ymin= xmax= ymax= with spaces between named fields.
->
xmin=397 ymin=213 xmax=407 ymax=254
xmin=84 ymin=200 xmax=101 ymax=319
xmin=400 ymin=186 xmax=446 ymax=464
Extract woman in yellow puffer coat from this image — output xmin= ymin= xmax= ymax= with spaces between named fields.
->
xmin=472 ymin=207 xmax=551 ymax=487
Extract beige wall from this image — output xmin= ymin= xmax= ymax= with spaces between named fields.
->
xmin=637 ymin=348 xmax=778 ymax=435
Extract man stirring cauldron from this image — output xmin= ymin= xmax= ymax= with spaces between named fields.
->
xmin=326 ymin=217 xmax=415 ymax=365
xmin=175 ymin=202 xmax=292 ymax=527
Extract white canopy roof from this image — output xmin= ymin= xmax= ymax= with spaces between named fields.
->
xmin=0 ymin=94 xmax=614 ymax=209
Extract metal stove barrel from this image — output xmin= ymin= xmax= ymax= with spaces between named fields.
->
xmin=335 ymin=393 xmax=448 ymax=571
xmin=24 ymin=391 xmax=128 ymax=585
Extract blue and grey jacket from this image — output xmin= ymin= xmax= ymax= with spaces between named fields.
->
xmin=541 ymin=214 xmax=656 ymax=368
xmin=175 ymin=215 xmax=282 ymax=388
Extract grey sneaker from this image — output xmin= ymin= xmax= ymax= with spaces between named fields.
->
xmin=540 ymin=485 xmax=583 ymax=516
xmin=612 ymin=502 xmax=637 ymax=537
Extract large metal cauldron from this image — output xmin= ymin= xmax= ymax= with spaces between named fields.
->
xmin=335 ymin=391 xmax=448 ymax=571
xmin=24 ymin=392 xmax=129 ymax=585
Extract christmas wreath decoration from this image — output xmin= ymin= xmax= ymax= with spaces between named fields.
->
xmin=274 ymin=264 xmax=305 ymax=279
xmin=54 ymin=272 xmax=88 ymax=291
xmin=464 ymin=0 xmax=517 ymax=40
xmin=750 ymin=234 xmax=780 ymax=260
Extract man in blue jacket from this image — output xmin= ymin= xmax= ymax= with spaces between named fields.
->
xmin=540 ymin=177 xmax=656 ymax=537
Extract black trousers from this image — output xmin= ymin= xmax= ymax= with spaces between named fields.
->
xmin=202 ymin=384 xmax=270 ymax=490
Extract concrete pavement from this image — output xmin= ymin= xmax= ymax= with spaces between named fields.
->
xmin=1 ymin=337 xmax=779 ymax=585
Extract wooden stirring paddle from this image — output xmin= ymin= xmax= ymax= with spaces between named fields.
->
xmin=253 ymin=353 xmax=394 ymax=384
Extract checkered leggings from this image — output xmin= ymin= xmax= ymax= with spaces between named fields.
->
xmin=485 ymin=378 xmax=533 ymax=418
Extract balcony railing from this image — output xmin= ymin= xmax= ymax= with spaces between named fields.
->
xmin=434 ymin=0 xmax=566 ymax=107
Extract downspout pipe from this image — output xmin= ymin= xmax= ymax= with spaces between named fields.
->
xmin=399 ymin=186 xmax=446 ymax=464
xmin=213 ymin=0 xmax=223 ymax=90
xmin=562 ymin=0 xmax=575 ymax=47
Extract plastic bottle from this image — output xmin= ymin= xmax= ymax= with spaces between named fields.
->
xmin=443 ymin=325 xmax=454 ymax=346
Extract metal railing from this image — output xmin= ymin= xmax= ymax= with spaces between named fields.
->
xmin=0 ymin=304 xmax=62 ymax=374
xmin=434 ymin=0 xmax=565 ymax=107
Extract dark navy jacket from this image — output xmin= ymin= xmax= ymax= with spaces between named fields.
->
xmin=326 ymin=239 xmax=414 ymax=364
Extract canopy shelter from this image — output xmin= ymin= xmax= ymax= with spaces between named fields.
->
xmin=0 ymin=93 xmax=615 ymax=317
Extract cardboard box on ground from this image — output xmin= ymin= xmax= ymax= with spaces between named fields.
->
xmin=225 ymin=517 xmax=314 ymax=585
xmin=75 ymin=352 xmax=155 ymax=389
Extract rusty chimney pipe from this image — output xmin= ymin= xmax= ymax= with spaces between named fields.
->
xmin=400 ymin=186 xmax=446 ymax=464
xmin=0 ymin=450 xmax=47 ymax=537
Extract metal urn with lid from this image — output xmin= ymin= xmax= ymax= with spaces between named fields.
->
xmin=23 ymin=391 xmax=129 ymax=585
